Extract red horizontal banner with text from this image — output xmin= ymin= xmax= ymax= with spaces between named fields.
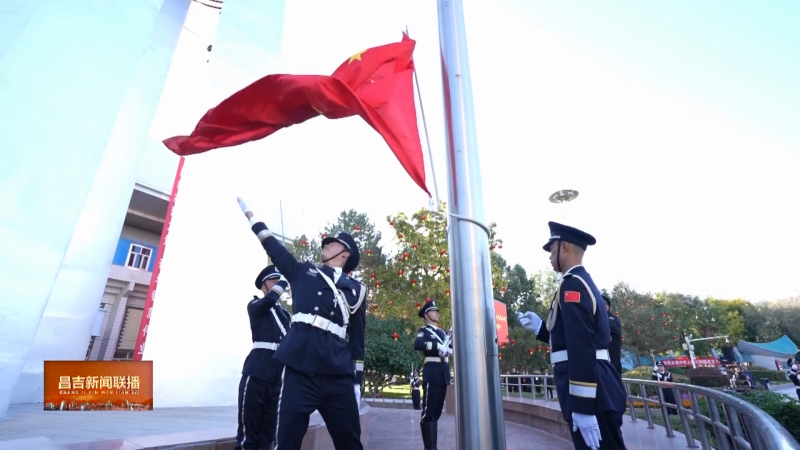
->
xmin=43 ymin=361 xmax=153 ymax=411
xmin=658 ymin=357 xmax=720 ymax=367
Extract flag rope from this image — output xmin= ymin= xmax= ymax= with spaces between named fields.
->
xmin=406 ymin=27 xmax=441 ymax=210
xmin=404 ymin=28 xmax=491 ymax=238
xmin=448 ymin=212 xmax=491 ymax=238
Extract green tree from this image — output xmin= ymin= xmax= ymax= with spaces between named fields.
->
xmin=498 ymin=327 xmax=551 ymax=372
xmin=500 ymin=264 xmax=531 ymax=323
xmin=373 ymin=202 xmax=507 ymax=330
xmin=705 ymin=298 xmax=747 ymax=343
xmin=290 ymin=234 xmax=321 ymax=263
xmin=363 ymin=316 xmax=419 ymax=395
xmin=530 ymin=269 xmax=559 ymax=316
xmin=611 ymin=283 xmax=679 ymax=362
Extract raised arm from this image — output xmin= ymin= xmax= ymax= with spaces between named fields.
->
xmin=238 ymin=197 xmax=300 ymax=280
xmin=248 ymin=276 xmax=289 ymax=317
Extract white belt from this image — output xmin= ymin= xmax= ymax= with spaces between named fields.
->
xmin=425 ymin=356 xmax=447 ymax=363
xmin=550 ymin=349 xmax=609 ymax=365
xmin=252 ymin=342 xmax=279 ymax=351
xmin=293 ymin=313 xmax=346 ymax=339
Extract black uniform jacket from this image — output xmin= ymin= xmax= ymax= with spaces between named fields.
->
xmin=251 ymin=222 xmax=368 ymax=384
xmin=413 ymin=324 xmax=451 ymax=385
xmin=241 ymin=286 xmax=292 ymax=384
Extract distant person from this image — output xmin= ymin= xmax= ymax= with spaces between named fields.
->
xmin=602 ymin=294 xmax=623 ymax=376
xmin=543 ymin=368 xmax=555 ymax=400
xmin=651 ymin=362 xmax=677 ymax=415
xmin=410 ymin=370 xmax=422 ymax=410
xmin=788 ymin=361 xmax=800 ymax=400
xmin=414 ymin=300 xmax=453 ymax=450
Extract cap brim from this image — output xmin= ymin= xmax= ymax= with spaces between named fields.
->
xmin=542 ymin=239 xmax=554 ymax=252
xmin=322 ymin=236 xmax=350 ymax=251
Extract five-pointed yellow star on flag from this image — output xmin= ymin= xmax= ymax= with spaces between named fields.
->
xmin=349 ymin=50 xmax=366 ymax=64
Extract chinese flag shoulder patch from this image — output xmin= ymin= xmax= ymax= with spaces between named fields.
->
xmin=564 ymin=291 xmax=581 ymax=303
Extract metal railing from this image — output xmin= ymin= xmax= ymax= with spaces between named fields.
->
xmin=499 ymin=374 xmax=798 ymax=450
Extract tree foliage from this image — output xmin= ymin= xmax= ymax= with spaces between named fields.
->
xmin=363 ymin=316 xmax=419 ymax=395
xmin=369 ymin=203 xmax=507 ymax=330
xmin=290 ymin=234 xmax=321 ymax=263
xmin=497 ymin=327 xmax=552 ymax=372
xmin=608 ymin=283 xmax=679 ymax=359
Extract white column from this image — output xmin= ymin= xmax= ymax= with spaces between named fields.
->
xmin=89 ymin=301 xmax=115 ymax=361
xmin=144 ymin=0 xmax=290 ymax=407
xmin=0 ymin=0 xmax=189 ymax=411
xmin=101 ymin=283 xmax=136 ymax=361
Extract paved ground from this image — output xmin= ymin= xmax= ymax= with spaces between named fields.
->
xmin=366 ymin=408 xmax=571 ymax=450
xmin=0 ymin=403 xmax=572 ymax=449
xmin=0 ymin=404 xmax=241 ymax=445
xmin=773 ymin=383 xmax=800 ymax=400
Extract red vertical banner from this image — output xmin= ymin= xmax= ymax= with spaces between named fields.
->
xmin=494 ymin=300 xmax=509 ymax=345
xmin=133 ymin=156 xmax=185 ymax=361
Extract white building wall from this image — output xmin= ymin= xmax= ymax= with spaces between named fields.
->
xmin=137 ymin=140 xmax=182 ymax=195
xmin=143 ymin=0 xmax=290 ymax=408
xmin=2 ymin=0 xmax=190 ymax=408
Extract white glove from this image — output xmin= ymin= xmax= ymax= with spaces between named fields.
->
xmin=238 ymin=196 xmax=263 ymax=226
xmin=354 ymin=385 xmax=361 ymax=406
xmin=437 ymin=346 xmax=452 ymax=358
xmin=516 ymin=311 xmax=542 ymax=335
xmin=237 ymin=197 xmax=250 ymax=214
xmin=571 ymin=412 xmax=601 ymax=450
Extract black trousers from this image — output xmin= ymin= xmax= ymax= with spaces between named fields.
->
xmin=236 ymin=374 xmax=280 ymax=450
xmin=411 ymin=389 xmax=421 ymax=410
xmin=275 ymin=367 xmax=362 ymax=450
xmin=567 ymin=410 xmax=626 ymax=450
xmin=420 ymin=382 xmax=447 ymax=422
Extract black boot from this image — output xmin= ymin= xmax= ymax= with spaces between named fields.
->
xmin=430 ymin=421 xmax=438 ymax=450
xmin=420 ymin=421 xmax=434 ymax=449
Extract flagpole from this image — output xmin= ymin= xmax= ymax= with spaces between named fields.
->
xmin=404 ymin=26 xmax=441 ymax=210
xmin=279 ymin=200 xmax=286 ymax=245
xmin=436 ymin=1 xmax=507 ymax=449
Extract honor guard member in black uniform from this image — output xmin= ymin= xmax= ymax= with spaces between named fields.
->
xmin=602 ymin=294 xmax=623 ymax=376
xmin=236 ymin=265 xmax=292 ymax=450
xmin=237 ymin=198 xmax=368 ymax=450
xmin=788 ymin=360 xmax=800 ymax=400
xmin=413 ymin=301 xmax=452 ymax=450
xmin=517 ymin=222 xmax=627 ymax=450
xmin=651 ymin=362 xmax=677 ymax=415
xmin=410 ymin=370 xmax=422 ymax=410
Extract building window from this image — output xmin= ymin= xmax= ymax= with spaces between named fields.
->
xmin=126 ymin=244 xmax=153 ymax=270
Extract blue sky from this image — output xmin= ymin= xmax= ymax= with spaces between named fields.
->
xmin=154 ymin=0 xmax=800 ymax=302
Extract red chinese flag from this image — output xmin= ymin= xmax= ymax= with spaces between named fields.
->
xmin=564 ymin=291 xmax=581 ymax=303
xmin=163 ymin=34 xmax=430 ymax=196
